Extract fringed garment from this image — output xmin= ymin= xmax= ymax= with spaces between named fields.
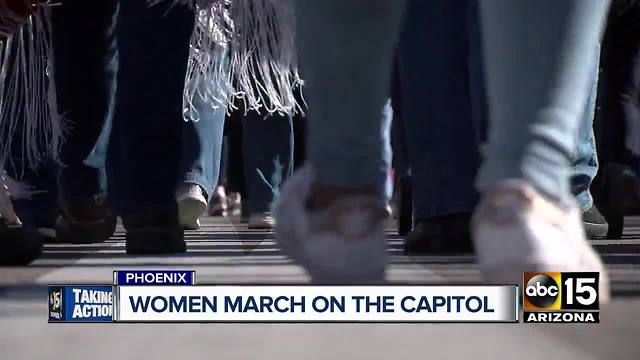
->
xmin=0 ymin=0 xmax=300 ymax=222
xmin=0 ymin=1 xmax=60 ymax=223
xmin=147 ymin=0 xmax=303 ymax=120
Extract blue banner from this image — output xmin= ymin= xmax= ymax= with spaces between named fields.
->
xmin=49 ymin=285 xmax=113 ymax=322
xmin=115 ymin=270 xmax=195 ymax=285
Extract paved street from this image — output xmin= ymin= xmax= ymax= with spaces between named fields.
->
xmin=1 ymin=216 xmax=639 ymax=359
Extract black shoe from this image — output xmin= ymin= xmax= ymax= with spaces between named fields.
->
xmin=0 ymin=220 xmax=43 ymax=266
xmin=55 ymin=194 xmax=116 ymax=244
xmin=123 ymin=212 xmax=186 ymax=255
xmin=582 ymin=205 xmax=608 ymax=239
xmin=403 ymin=213 xmax=474 ymax=255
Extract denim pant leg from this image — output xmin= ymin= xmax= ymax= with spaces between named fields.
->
xmin=571 ymin=50 xmax=600 ymax=212
xmin=398 ymin=0 xmax=480 ymax=219
xmin=52 ymin=0 xmax=118 ymax=200
xmin=178 ymin=58 xmax=229 ymax=199
xmin=293 ymin=0 xmax=406 ymax=203
xmin=242 ymin=111 xmax=293 ymax=214
xmin=84 ymin=114 xmax=111 ymax=194
xmin=178 ymin=101 xmax=226 ymax=199
xmin=107 ymin=1 xmax=194 ymax=215
xmin=476 ymin=0 xmax=610 ymax=205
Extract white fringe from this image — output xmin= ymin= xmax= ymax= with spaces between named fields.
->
xmin=149 ymin=0 xmax=303 ymax=120
xmin=0 ymin=4 xmax=61 ymax=216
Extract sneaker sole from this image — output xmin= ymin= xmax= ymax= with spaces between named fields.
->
xmin=584 ymin=221 xmax=609 ymax=239
xmin=178 ymin=197 xmax=207 ymax=230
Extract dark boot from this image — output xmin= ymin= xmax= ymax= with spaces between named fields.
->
xmin=123 ymin=210 xmax=185 ymax=255
xmin=403 ymin=213 xmax=474 ymax=255
xmin=55 ymin=194 xmax=116 ymax=244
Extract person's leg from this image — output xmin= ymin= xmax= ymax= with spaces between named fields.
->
xmin=473 ymin=0 xmax=610 ymax=293
xmin=176 ymin=55 xmax=228 ymax=229
xmin=51 ymin=0 xmax=118 ymax=243
xmin=571 ymin=49 xmax=608 ymax=238
xmin=275 ymin=0 xmax=406 ymax=283
xmin=398 ymin=0 xmax=479 ymax=255
xmin=107 ymin=0 xmax=194 ymax=254
xmin=301 ymin=1 xmax=403 ymax=206
xmin=292 ymin=86 xmax=307 ymax=170
xmin=3 ymin=24 xmax=58 ymax=242
xmin=381 ymin=99 xmax=394 ymax=203
xmin=594 ymin=3 xmax=640 ymax=238
xmin=0 ymin=25 xmax=56 ymax=264
xmin=599 ymin=4 xmax=640 ymax=166
xmin=390 ymin=56 xmax=409 ymax=180
xmin=390 ymin=56 xmax=414 ymax=236
xmin=208 ymin=133 xmax=230 ymax=216
xmin=176 ymin=99 xmax=226 ymax=230
xmin=11 ymin=160 xmax=58 ymax=241
xmin=242 ymin=110 xmax=293 ymax=229
xmin=4 ymin=117 xmax=55 ymax=262
xmin=476 ymin=1 xmax=609 ymax=204
xmin=618 ymin=3 xmax=640 ymax=165
xmin=225 ymin=110 xmax=246 ymax=217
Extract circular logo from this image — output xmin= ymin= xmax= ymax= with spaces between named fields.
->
xmin=525 ymin=274 xmax=559 ymax=308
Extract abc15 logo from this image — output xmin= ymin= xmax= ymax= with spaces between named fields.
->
xmin=523 ymin=272 xmax=600 ymax=311
xmin=49 ymin=288 xmax=62 ymax=312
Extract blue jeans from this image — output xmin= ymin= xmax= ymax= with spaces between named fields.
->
xmin=474 ymin=0 xmax=610 ymax=205
xmin=242 ymin=110 xmax=294 ymax=214
xmin=295 ymin=1 xmax=403 ymax=202
xmin=106 ymin=0 xmax=194 ymax=215
xmin=86 ymin=8 xmax=227 ymax=202
xmin=396 ymin=0 xmax=482 ymax=219
xmin=295 ymin=0 xmax=610 ymax=206
xmin=571 ymin=50 xmax=600 ymax=212
xmin=397 ymin=0 xmax=600 ymax=217
xmin=178 ymin=71 xmax=228 ymax=198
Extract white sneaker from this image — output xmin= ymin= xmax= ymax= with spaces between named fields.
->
xmin=274 ymin=165 xmax=389 ymax=284
xmin=176 ymin=184 xmax=208 ymax=230
xmin=472 ymin=180 xmax=610 ymax=303
xmin=248 ymin=213 xmax=275 ymax=229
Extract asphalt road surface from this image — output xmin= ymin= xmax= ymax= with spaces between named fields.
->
xmin=1 ymin=216 xmax=639 ymax=360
